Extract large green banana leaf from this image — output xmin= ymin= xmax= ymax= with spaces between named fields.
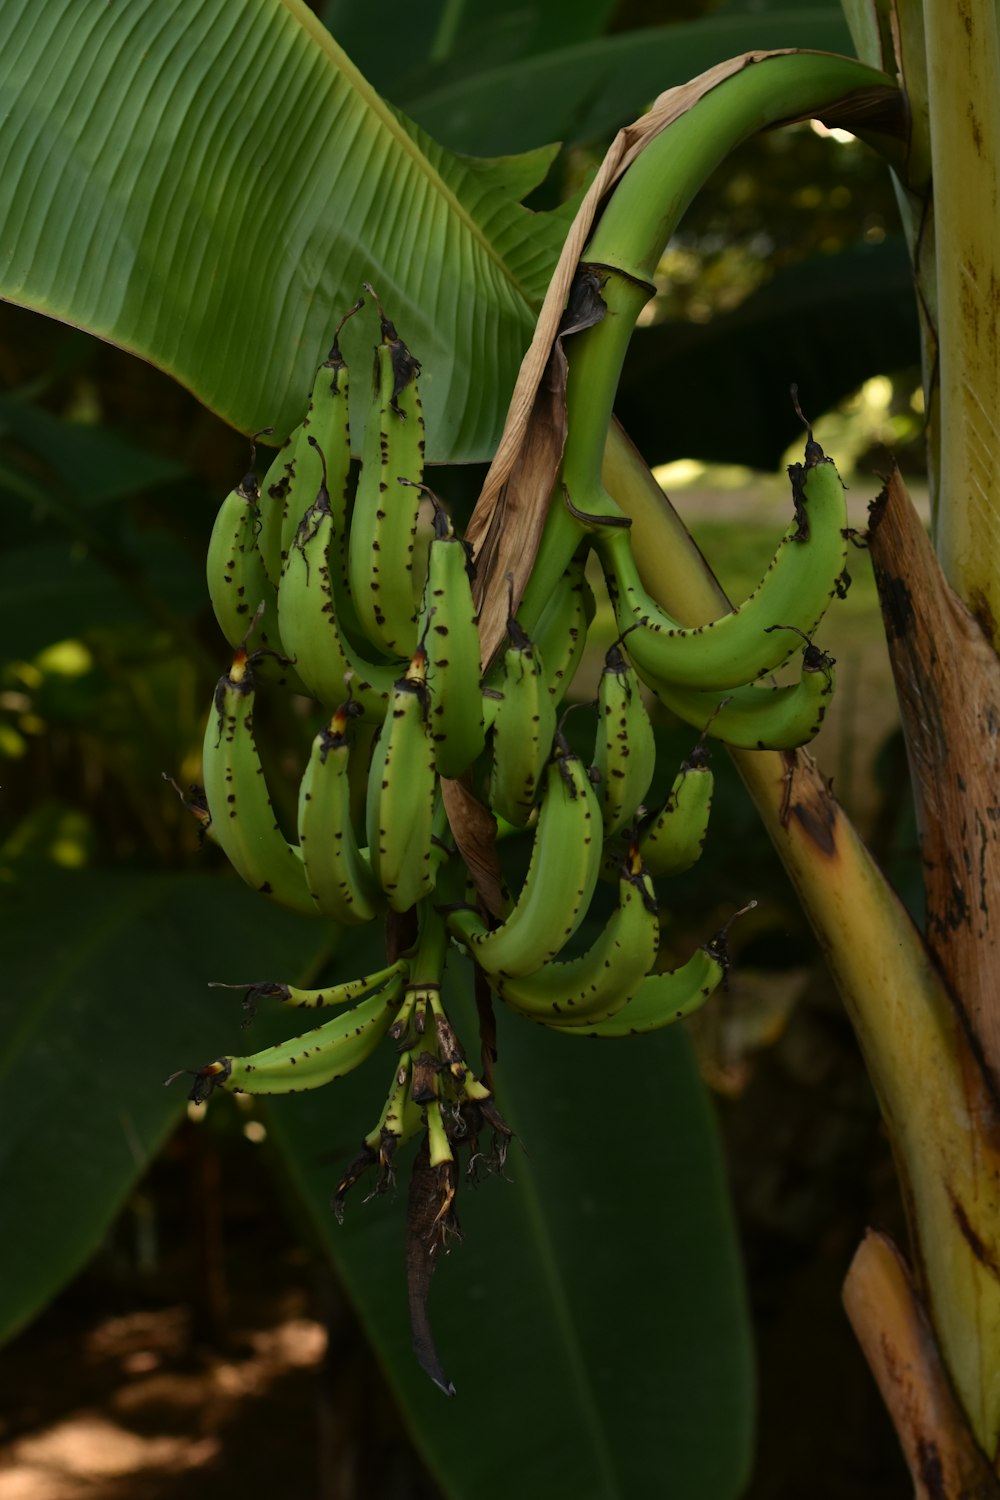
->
xmin=0 ymin=0 xmax=572 ymax=462
xmin=266 ymin=960 xmax=755 ymax=1500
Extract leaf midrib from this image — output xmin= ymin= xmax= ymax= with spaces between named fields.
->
xmin=504 ymin=1130 xmax=626 ymax=1498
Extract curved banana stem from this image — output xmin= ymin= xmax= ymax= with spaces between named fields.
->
xmin=511 ymin=51 xmax=901 ymax=637
xmin=603 ymin=424 xmax=1000 ymax=1465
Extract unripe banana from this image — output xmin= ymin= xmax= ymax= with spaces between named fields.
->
xmin=600 ymin=434 xmax=848 ymax=691
xmin=447 ymin=735 xmax=603 ymax=977
xmin=532 ymin=554 xmax=596 ymax=703
xmin=185 ymin=975 xmax=407 ymax=1100
xmin=348 ymin=290 xmax=425 ymax=658
xmin=638 ymin=751 xmax=714 ymax=878
xmin=205 ymin=443 xmax=290 ymax=678
xmin=549 ymin=935 xmax=728 ymax=1038
xmin=425 ymin=1097 xmax=456 ymax=1168
xmin=417 ymin=488 xmax=486 ymax=779
xmin=256 ymin=449 xmax=294 ymax=589
xmin=201 ymin=647 xmax=316 ymax=916
xmin=495 ymin=849 xmax=659 ymax=1025
xmin=650 ymin=641 xmax=836 ymax=750
xmin=591 ymin=643 xmax=656 ymax=836
xmin=277 ymin=437 xmax=401 ymax=720
xmin=279 ymin=352 xmax=354 ymax=556
xmin=297 ymin=699 xmax=386 ymax=924
xmin=210 ymin=960 xmax=408 ymax=1012
xmin=365 ymin=647 xmax=440 ymax=912
xmin=362 ymin=1050 xmax=424 ymax=1162
xmin=487 ymin=602 xmax=558 ymax=828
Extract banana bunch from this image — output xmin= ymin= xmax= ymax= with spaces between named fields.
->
xmin=190 ymin=284 xmax=852 ymax=1069
xmin=180 ymin=291 xmax=852 ymax=1387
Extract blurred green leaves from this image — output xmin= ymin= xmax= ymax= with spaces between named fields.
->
xmin=0 ymin=866 xmax=331 ymax=1345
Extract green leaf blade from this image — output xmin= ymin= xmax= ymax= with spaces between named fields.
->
xmin=0 ymin=0 xmax=568 ymax=461
xmin=266 ymin=973 xmax=755 ymax=1499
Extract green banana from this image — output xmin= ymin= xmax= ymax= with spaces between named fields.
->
xmin=600 ymin=434 xmax=848 ymax=691
xmin=650 ymin=641 xmax=836 ymax=750
xmin=495 ymin=849 xmax=660 ymax=1025
xmin=417 ymin=488 xmax=486 ymax=779
xmin=297 ymin=699 xmax=387 ymax=924
xmin=185 ymin=974 xmax=407 ymax=1100
xmin=532 ymin=553 xmax=596 ymax=703
xmin=201 ymin=646 xmax=316 ymax=915
xmin=256 ymin=447 xmax=294 ymax=589
xmin=425 ymin=1097 xmax=456 ymax=1168
xmin=209 ymin=960 xmax=408 ymax=1013
xmin=591 ymin=642 xmax=656 ymax=836
xmin=279 ymin=356 xmax=352 ymax=561
xmin=638 ymin=751 xmax=714 ymax=878
xmin=447 ymin=735 xmax=603 ymax=977
xmin=363 ymin=1050 xmax=424 ymax=1162
xmin=347 ymin=289 xmax=425 ymax=658
xmin=205 ymin=439 xmax=287 ymax=664
xmin=549 ymin=936 xmax=727 ymax=1038
xmin=277 ymin=436 xmax=400 ymax=720
xmin=338 ymin=910 xmax=453 ymax=1201
xmin=487 ymin=597 xmax=558 ymax=827
xmin=366 ymin=648 xmax=440 ymax=912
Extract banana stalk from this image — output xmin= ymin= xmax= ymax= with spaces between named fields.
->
xmin=844 ymin=0 xmax=1000 ymax=644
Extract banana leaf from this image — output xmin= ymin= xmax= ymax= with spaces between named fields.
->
xmin=266 ymin=965 xmax=755 ymax=1499
xmin=0 ymin=0 xmax=573 ymax=462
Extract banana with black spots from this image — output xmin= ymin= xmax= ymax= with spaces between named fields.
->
xmin=495 ymin=848 xmax=659 ymax=1025
xmin=278 ymin=327 xmax=357 ymax=557
xmin=184 ymin=973 xmax=407 ymax=1100
xmin=548 ymin=934 xmax=728 ymax=1038
xmin=201 ymin=646 xmax=315 ymax=915
xmin=447 ymin=735 xmax=602 ymax=977
xmin=277 ymin=437 xmax=401 ymax=719
xmin=205 ymin=440 xmax=288 ymax=669
xmin=638 ymin=751 xmax=714 ymax=877
xmin=417 ymin=488 xmax=486 ymax=779
xmin=210 ymin=960 xmax=408 ymax=1013
xmin=365 ymin=647 xmax=440 ymax=912
xmin=601 ymin=433 xmax=848 ymax=691
xmin=532 ymin=553 xmax=596 ymax=704
xmin=591 ymin=643 xmax=656 ymax=836
xmin=487 ymin=598 xmax=557 ymax=828
xmin=348 ymin=289 xmax=425 ymax=658
xmin=297 ymin=698 xmax=387 ymax=924
xmin=650 ymin=641 xmax=836 ymax=750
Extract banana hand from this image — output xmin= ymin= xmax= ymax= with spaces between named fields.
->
xmin=186 ymin=973 xmax=408 ymax=1098
xmin=495 ymin=850 xmax=660 ymax=1025
xmin=447 ymin=735 xmax=603 ymax=977
xmin=601 ymin=434 xmax=848 ymax=691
